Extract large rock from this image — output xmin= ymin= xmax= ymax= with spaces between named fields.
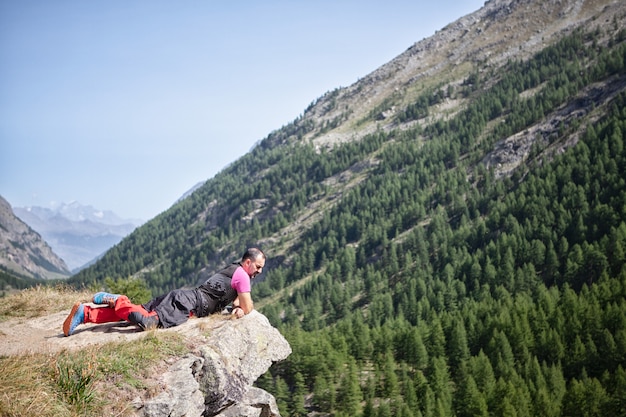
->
xmin=140 ymin=310 xmax=291 ymax=417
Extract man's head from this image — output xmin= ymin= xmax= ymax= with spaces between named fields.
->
xmin=241 ymin=247 xmax=266 ymax=278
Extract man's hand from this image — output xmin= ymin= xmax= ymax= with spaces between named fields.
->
xmin=232 ymin=306 xmax=245 ymax=318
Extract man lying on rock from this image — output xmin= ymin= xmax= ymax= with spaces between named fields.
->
xmin=63 ymin=247 xmax=266 ymax=336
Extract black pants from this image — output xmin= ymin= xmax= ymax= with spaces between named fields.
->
xmin=142 ymin=289 xmax=200 ymax=328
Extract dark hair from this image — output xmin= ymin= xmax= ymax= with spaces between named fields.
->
xmin=242 ymin=247 xmax=265 ymax=262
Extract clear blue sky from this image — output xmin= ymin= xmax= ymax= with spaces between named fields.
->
xmin=1 ymin=0 xmax=485 ymax=221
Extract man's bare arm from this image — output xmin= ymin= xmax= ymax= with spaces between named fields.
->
xmin=234 ymin=292 xmax=254 ymax=315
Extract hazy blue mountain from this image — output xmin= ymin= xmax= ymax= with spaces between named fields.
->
xmin=13 ymin=202 xmax=142 ymax=272
xmin=176 ymin=181 xmax=205 ymax=204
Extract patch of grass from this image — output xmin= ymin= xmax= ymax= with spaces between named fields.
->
xmin=0 ymin=332 xmax=187 ymax=417
xmin=56 ymin=355 xmax=97 ymax=411
xmin=95 ymin=331 xmax=187 ymax=389
xmin=0 ymin=353 xmax=72 ymax=417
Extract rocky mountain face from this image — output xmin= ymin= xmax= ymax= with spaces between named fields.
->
xmin=274 ymin=0 xmax=624 ymax=155
xmin=14 ymin=202 xmax=141 ymax=272
xmin=0 ymin=195 xmax=70 ymax=280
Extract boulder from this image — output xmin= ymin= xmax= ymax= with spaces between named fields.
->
xmin=140 ymin=311 xmax=291 ymax=417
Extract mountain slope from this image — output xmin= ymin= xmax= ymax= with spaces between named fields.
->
xmin=276 ymin=0 xmax=623 ymax=148
xmin=63 ymin=0 xmax=626 ymax=415
xmin=0 ymin=196 xmax=70 ymax=281
xmin=71 ymin=0 xmax=625 ymax=293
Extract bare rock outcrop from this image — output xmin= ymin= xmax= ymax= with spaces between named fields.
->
xmin=139 ymin=310 xmax=291 ymax=417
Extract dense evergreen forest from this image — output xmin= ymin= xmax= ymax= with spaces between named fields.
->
xmin=65 ymin=26 xmax=626 ymax=416
xmin=254 ymin=29 xmax=626 ymax=416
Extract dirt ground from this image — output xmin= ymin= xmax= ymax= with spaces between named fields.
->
xmin=0 ymin=302 xmax=234 ymax=357
xmin=0 ymin=305 xmax=155 ymax=356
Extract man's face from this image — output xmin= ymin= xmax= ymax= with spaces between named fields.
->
xmin=244 ymin=257 xmax=265 ymax=278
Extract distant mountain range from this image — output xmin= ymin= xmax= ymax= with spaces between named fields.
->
xmin=13 ymin=201 xmax=142 ymax=272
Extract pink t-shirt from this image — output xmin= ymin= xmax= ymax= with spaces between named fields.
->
xmin=230 ymin=266 xmax=251 ymax=293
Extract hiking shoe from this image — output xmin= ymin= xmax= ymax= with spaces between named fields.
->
xmin=92 ymin=292 xmax=120 ymax=307
xmin=63 ymin=303 xmax=85 ymax=336
xmin=128 ymin=312 xmax=160 ymax=331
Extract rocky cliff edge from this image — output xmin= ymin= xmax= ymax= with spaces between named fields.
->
xmin=0 ymin=305 xmax=291 ymax=417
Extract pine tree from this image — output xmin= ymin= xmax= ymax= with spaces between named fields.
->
xmin=562 ymin=373 xmax=610 ymax=417
xmin=429 ymin=356 xmax=453 ymax=416
xmin=382 ymin=353 xmax=400 ymax=398
xmin=313 ymin=374 xmax=332 ymax=412
xmin=337 ymin=360 xmax=362 ymax=416
xmin=456 ymin=373 xmax=488 ymax=417
xmin=608 ymin=365 xmax=626 ymax=417
xmin=448 ymin=317 xmax=470 ymax=377
xmin=274 ymin=377 xmax=290 ymax=417
xmin=290 ymin=372 xmax=308 ymax=416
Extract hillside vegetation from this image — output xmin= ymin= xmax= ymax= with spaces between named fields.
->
xmin=48 ymin=0 xmax=626 ymax=415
